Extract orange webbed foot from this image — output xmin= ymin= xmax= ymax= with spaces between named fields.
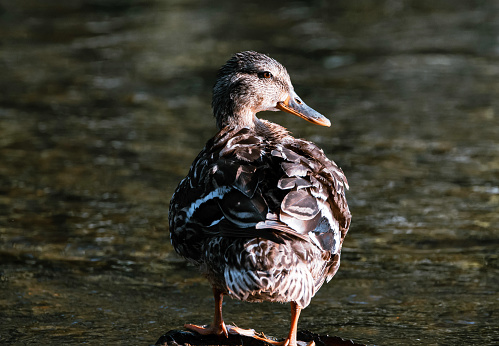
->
xmin=184 ymin=322 xmax=228 ymax=338
xmin=251 ymin=334 xmax=315 ymax=346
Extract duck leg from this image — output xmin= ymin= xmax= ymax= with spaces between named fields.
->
xmin=184 ymin=288 xmax=228 ymax=337
xmin=252 ymin=302 xmax=314 ymax=346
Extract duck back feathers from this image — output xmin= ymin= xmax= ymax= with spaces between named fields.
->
xmin=169 ymin=122 xmax=350 ymax=307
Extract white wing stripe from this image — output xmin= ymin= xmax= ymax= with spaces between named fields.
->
xmin=184 ymin=186 xmax=231 ymax=221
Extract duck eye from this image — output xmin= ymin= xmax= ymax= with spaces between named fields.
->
xmin=258 ymin=71 xmax=273 ymax=79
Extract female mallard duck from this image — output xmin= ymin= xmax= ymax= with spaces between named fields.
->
xmin=169 ymin=51 xmax=351 ymax=346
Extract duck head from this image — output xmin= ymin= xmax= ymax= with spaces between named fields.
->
xmin=212 ymin=51 xmax=331 ymax=129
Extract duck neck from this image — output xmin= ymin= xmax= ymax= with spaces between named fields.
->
xmin=214 ymin=104 xmax=259 ymax=130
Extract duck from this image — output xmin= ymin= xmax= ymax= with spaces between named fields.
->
xmin=169 ymin=51 xmax=351 ymax=346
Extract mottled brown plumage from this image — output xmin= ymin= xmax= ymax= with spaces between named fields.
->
xmin=169 ymin=51 xmax=351 ymax=346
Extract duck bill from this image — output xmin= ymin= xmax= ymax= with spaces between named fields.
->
xmin=276 ymin=93 xmax=331 ymax=127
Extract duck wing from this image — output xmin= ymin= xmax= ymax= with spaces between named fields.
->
xmin=169 ymin=126 xmax=351 ymax=267
xmin=265 ymin=138 xmax=351 ymax=282
xmin=169 ymin=127 xmax=271 ymax=262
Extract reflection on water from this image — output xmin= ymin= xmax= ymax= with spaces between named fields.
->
xmin=0 ymin=1 xmax=498 ymax=345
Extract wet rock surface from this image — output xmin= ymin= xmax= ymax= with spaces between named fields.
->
xmin=155 ymin=329 xmax=365 ymax=346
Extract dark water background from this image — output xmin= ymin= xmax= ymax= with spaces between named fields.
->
xmin=1 ymin=1 xmax=498 ymax=345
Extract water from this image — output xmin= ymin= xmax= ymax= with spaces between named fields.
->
xmin=1 ymin=1 xmax=498 ymax=345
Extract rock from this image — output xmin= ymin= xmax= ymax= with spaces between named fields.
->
xmin=155 ymin=329 xmax=365 ymax=346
